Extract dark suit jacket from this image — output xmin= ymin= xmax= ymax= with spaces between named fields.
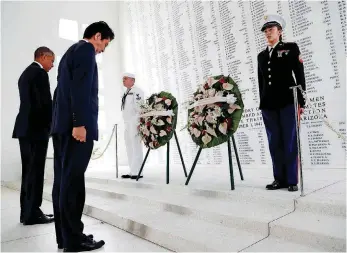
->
xmin=257 ymin=42 xmax=306 ymax=110
xmin=12 ymin=62 xmax=52 ymax=140
xmin=51 ymin=40 xmax=99 ymax=141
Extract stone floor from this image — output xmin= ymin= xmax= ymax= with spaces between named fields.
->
xmin=0 ymin=187 xmax=169 ymax=252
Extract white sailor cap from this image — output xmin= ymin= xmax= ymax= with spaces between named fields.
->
xmin=123 ymin=72 xmax=135 ymax=78
xmin=261 ymin=14 xmax=286 ymax=32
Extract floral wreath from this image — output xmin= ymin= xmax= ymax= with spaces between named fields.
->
xmin=138 ymin=91 xmax=178 ymax=150
xmin=187 ymin=75 xmax=244 ymax=148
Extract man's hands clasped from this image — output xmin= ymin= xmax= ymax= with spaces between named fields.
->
xmin=72 ymin=126 xmax=87 ymax=142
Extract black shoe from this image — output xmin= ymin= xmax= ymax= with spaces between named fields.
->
xmin=63 ymin=239 xmax=105 ymax=252
xmin=58 ymin=234 xmax=94 ymax=249
xmin=23 ymin=214 xmax=54 ymax=225
xmin=266 ymin=180 xmax=287 ymax=190
xmin=121 ymin=174 xmax=131 ymax=179
xmin=288 ymin=185 xmax=298 ymax=192
xmin=131 ymin=175 xmax=143 ymax=180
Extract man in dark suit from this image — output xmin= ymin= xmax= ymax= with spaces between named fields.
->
xmin=257 ymin=14 xmax=306 ymax=192
xmin=12 ymin=47 xmax=55 ymax=225
xmin=51 ymin=21 xmax=114 ymax=252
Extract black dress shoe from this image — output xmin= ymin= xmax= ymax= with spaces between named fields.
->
xmin=266 ymin=180 xmax=287 ymax=190
xmin=131 ymin=175 xmax=143 ymax=179
xmin=63 ymin=239 xmax=105 ymax=252
xmin=121 ymin=174 xmax=131 ymax=179
xmin=288 ymin=185 xmax=298 ymax=192
xmin=23 ymin=214 xmax=54 ymax=225
xmin=58 ymin=234 xmax=94 ymax=249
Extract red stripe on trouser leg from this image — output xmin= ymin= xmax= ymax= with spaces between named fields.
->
xmin=297 ymin=105 xmax=301 ymax=184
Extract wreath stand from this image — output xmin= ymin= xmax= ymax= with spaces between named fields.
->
xmin=136 ymin=131 xmax=188 ymax=183
xmin=185 ymin=135 xmax=244 ymax=190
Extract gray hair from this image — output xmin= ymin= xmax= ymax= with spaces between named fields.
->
xmin=34 ymin=46 xmax=54 ymax=59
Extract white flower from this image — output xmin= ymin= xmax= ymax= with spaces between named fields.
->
xmin=218 ymin=122 xmax=228 ymax=135
xmin=197 ymin=116 xmax=204 ymax=126
xmin=151 ymin=134 xmax=156 ymax=141
xmin=167 ymin=117 xmax=172 ymax=124
xmin=149 ymin=142 xmax=154 ymax=149
xmin=154 ymin=103 xmax=164 ymax=110
xmin=222 ymin=82 xmax=233 ymax=90
xmin=202 ymin=134 xmax=212 ymax=145
xmin=165 ymin=99 xmax=171 ymax=106
xmin=156 ymin=120 xmax=165 ymax=126
xmin=159 ymin=130 xmax=167 ymax=137
xmin=206 ymin=114 xmax=215 ymax=124
xmin=205 ymin=123 xmax=217 ymax=137
xmin=208 ymin=88 xmax=216 ymax=97
xmin=226 ymin=94 xmax=237 ymax=104
xmin=193 ymin=128 xmax=201 ymax=138
xmin=155 ymin=97 xmax=163 ymax=103
xmin=150 ymin=125 xmax=157 ymax=134
xmin=143 ymin=128 xmax=150 ymax=136
xmin=228 ymin=103 xmax=241 ymax=114
xmin=216 ymin=91 xmax=224 ymax=97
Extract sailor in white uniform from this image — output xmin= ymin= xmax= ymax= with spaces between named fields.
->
xmin=121 ymin=73 xmax=144 ymax=179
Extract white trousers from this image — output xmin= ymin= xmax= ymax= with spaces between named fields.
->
xmin=124 ymin=121 xmax=144 ymax=176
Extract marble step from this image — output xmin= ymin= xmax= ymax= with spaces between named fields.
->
xmin=82 ymin=181 xmax=293 ymax=235
xmin=46 ymin=175 xmax=298 ymax=209
xmin=40 ymin=183 xmax=265 ymax=252
xmin=4 ymin=179 xmax=345 ymax=252
xmin=269 ymin=210 xmax=346 ymax=252
xmin=295 ymin=181 xmax=346 ymax=217
xmin=241 ymin=235 xmax=324 ymax=252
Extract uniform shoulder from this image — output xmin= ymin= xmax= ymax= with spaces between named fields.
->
xmin=282 ymin=42 xmax=299 ymax=49
xmin=134 ymin=86 xmax=144 ymax=93
xmin=257 ymin=49 xmax=267 ymax=59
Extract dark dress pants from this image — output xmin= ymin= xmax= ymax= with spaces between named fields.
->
xmin=52 ymin=134 xmax=94 ymax=248
xmin=19 ymin=138 xmax=48 ymax=222
xmin=261 ymin=104 xmax=299 ymax=185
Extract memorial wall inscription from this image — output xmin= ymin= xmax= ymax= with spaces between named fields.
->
xmin=119 ymin=0 xmax=346 ymax=169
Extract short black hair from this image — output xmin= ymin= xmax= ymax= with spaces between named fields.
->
xmin=34 ymin=46 xmax=54 ymax=59
xmin=83 ymin=21 xmax=115 ymax=41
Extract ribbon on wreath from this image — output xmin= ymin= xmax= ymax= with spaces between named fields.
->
xmin=187 ymin=94 xmax=237 ymax=110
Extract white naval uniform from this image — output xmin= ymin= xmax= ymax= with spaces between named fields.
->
xmin=122 ymin=85 xmax=144 ymax=176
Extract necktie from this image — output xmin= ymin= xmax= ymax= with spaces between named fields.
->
xmin=269 ymin=47 xmax=273 ymax=57
xmin=121 ymin=88 xmax=131 ymax=111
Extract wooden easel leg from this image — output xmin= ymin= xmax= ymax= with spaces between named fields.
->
xmin=185 ymin=147 xmax=203 ymax=185
xmin=231 ymin=135 xmax=244 ymax=180
xmin=166 ymin=141 xmax=170 ymax=184
xmin=227 ymin=138 xmax=235 ymax=190
xmin=174 ymin=131 xmax=188 ymax=177
xmin=136 ymin=148 xmax=150 ymax=181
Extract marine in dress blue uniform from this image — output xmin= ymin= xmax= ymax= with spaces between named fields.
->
xmin=51 ymin=21 xmax=114 ymax=252
xmin=257 ymin=14 xmax=306 ymax=192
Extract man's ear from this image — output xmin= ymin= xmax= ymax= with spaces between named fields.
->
xmin=95 ymin=32 xmax=102 ymax=40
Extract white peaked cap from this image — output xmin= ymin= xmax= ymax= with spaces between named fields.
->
xmin=261 ymin=14 xmax=286 ymax=31
xmin=123 ymin=72 xmax=135 ymax=78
